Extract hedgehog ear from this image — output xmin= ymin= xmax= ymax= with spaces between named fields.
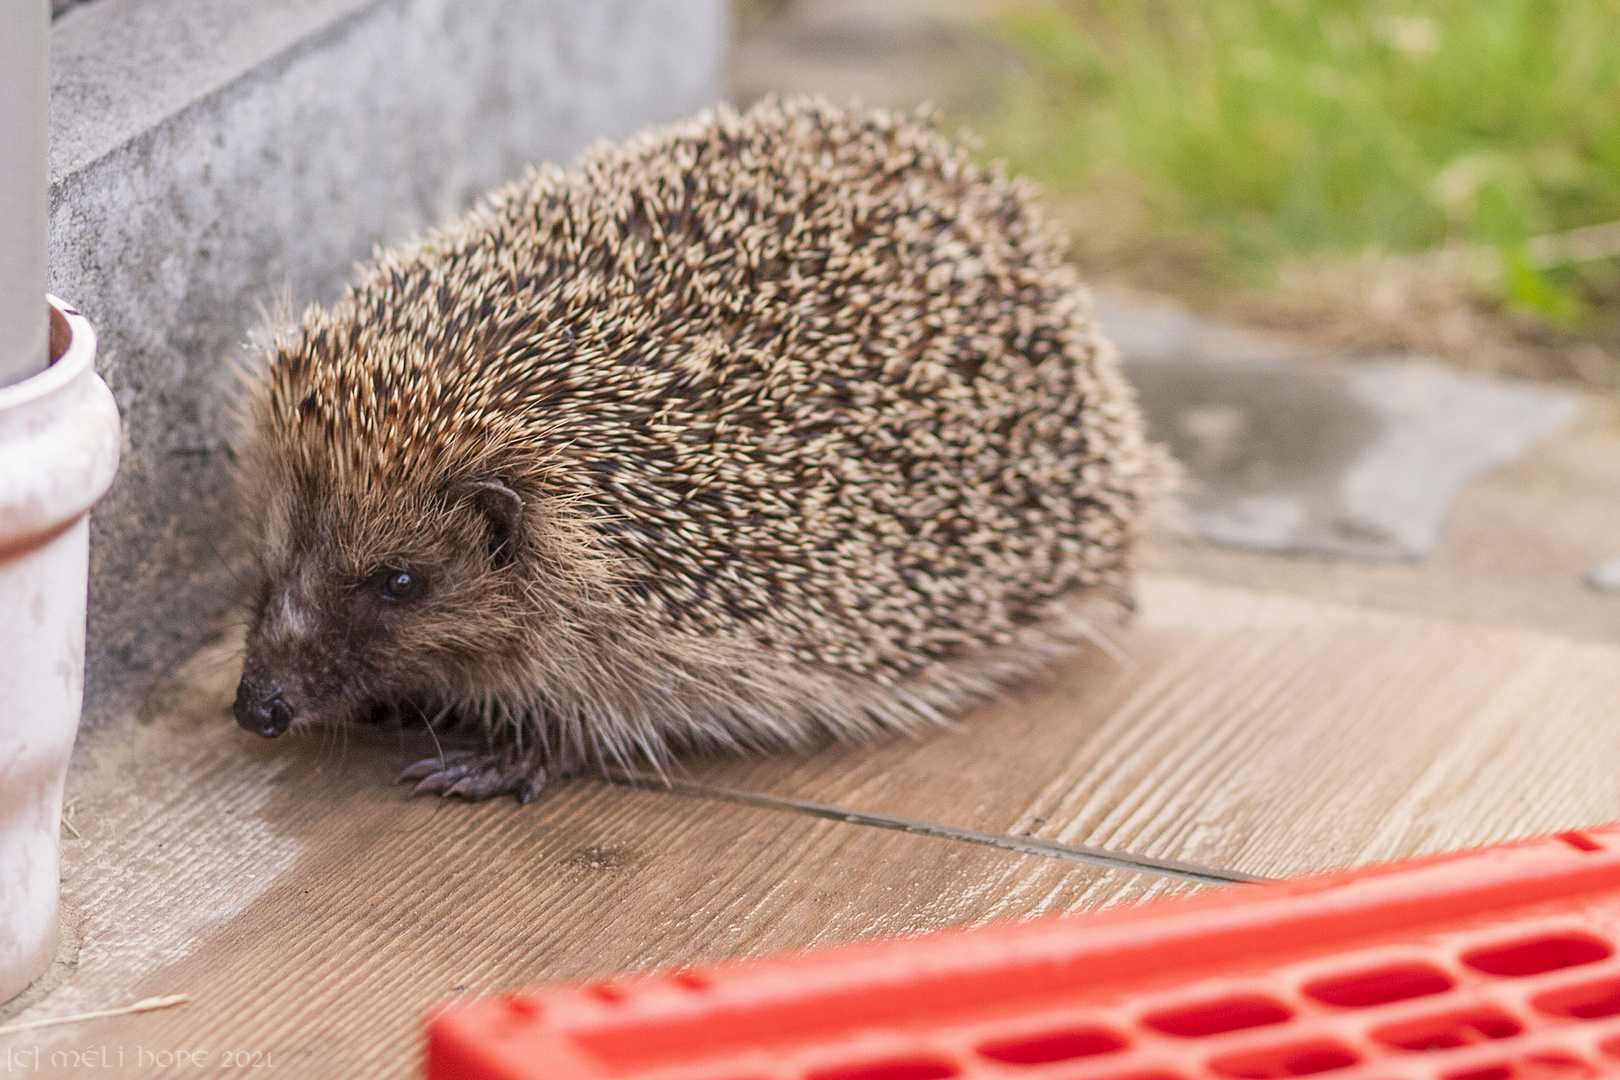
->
xmin=456 ymin=480 xmax=524 ymax=567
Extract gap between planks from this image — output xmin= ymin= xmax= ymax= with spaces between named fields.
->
xmin=606 ymin=771 xmax=1268 ymax=886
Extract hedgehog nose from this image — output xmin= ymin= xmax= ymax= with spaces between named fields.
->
xmin=233 ymin=672 xmax=295 ymax=738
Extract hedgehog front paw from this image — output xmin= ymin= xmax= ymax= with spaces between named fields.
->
xmin=397 ymin=749 xmax=553 ymax=803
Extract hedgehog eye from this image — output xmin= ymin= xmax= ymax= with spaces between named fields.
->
xmin=378 ymin=567 xmax=423 ymax=602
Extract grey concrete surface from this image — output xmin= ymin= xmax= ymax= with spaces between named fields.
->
xmin=1591 ymin=554 xmax=1620 ymax=593
xmin=51 ymin=0 xmax=726 ymax=726
xmin=1099 ymin=300 xmax=1581 ymax=561
xmin=1145 ymin=393 xmax=1620 ymax=646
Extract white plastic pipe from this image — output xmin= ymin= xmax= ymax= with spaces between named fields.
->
xmin=0 ymin=298 xmax=119 ymax=1004
xmin=0 ymin=0 xmax=50 ymax=388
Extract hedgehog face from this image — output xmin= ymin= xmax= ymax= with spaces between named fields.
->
xmin=232 ymin=478 xmax=526 ymax=737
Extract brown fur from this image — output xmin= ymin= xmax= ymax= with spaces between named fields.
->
xmin=231 ymin=97 xmax=1167 ymax=801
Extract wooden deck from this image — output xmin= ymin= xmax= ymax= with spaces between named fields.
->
xmin=5 ymin=574 xmax=1619 ymax=1076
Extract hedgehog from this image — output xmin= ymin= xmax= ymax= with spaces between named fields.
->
xmin=230 ymin=96 xmax=1164 ymax=802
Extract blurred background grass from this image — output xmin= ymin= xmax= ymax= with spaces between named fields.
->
xmin=990 ymin=2 xmax=1619 ymax=274
xmin=975 ymin=0 xmax=1620 ymax=386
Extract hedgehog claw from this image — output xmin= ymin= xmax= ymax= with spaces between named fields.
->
xmin=397 ymin=751 xmax=477 ymax=784
xmin=455 ymin=776 xmax=514 ymax=800
xmin=411 ymin=773 xmax=452 ymax=796
xmin=401 ymin=750 xmax=538 ymax=802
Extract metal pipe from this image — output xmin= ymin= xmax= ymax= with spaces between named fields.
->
xmin=0 ymin=0 xmax=50 ymax=388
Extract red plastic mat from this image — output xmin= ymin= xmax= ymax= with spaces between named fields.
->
xmin=427 ymin=825 xmax=1620 ymax=1080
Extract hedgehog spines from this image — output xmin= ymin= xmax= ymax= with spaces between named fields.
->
xmin=236 ymin=96 xmax=1165 ymax=797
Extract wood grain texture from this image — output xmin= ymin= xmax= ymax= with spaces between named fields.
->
xmin=3 ymin=575 xmax=1617 ymax=1077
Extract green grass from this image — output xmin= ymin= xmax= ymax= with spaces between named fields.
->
xmin=978 ymin=0 xmax=1620 ymax=326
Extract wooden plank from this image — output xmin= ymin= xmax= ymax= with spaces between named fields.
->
xmin=4 ymin=575 xmax=1619 ymax=1077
